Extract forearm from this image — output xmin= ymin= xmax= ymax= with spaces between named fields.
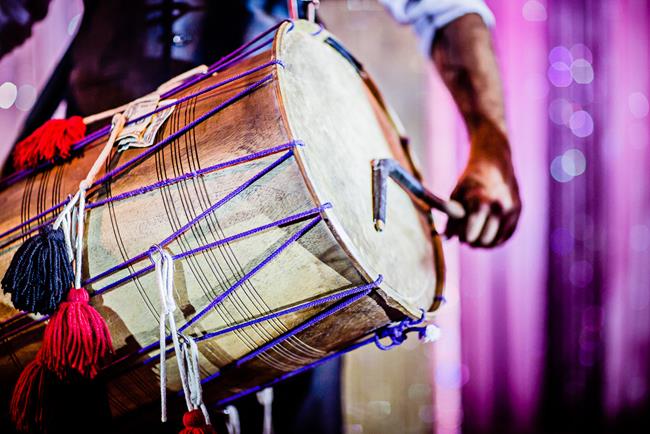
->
xmin=431 ymin=14 xmax=509 ymax=162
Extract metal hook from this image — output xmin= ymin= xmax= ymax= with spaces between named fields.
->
xmin=371 ymin=158 xmax=465 ymax=231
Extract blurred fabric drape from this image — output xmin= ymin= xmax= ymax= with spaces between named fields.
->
xmin=449 ymin=1 xmax=650 ymax=433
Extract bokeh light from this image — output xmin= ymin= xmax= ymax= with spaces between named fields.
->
xmin=561 ymin=149 xmax=587 ymax=176
xmin=548 ymin=98 xmax=574 ymax=125
xmin=570 ymin=43 xmax=594 ymax=63
xmin=569 ymin=110 xmax=594 ymax=137
xmin=548 ymin=62 xmax=573 ymax=87
xmin=0 ymin=81 xmax=18 ymax=109
xmin=628 ymin=92 xmax=649 ymax=119
xmin=549 ymin=45 xmax=573 ymax=65
xmin=522 ymin=0 xmax=547 ymax=22
xmin=550 ymin=155 xmax=573 ymax=182
xmin=15 ymin=84 xmax=37 ymax=111
xmin=571 ymin=58 xmax=594 ymax=84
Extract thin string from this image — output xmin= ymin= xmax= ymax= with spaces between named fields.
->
xmin=179 ymin=215 xmax=323 ymax=333
xmin=0 ymin=139 xmax=298 ymax=250
xmin=91 ymin=74 xmax=274 ymax=189
xmin=0 ymin=55 xmax=281 ymax=190
xmin=137 ymin=277 xmax=377 ymax=367
xmin=0 ymin=73 xmax=277 ymax=257
xmin=0 ymin=202 xmax=326 ymax=342
xmin=213 ymin=312 xmax=440 ymax=409
xmin=88 ymin=149 xmax=296 ymax=289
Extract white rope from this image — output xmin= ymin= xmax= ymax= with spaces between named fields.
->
xmin=152 ymin=247 xmax=180 ymax=422
xmin=179 ymin=334 xmax=211 ymax=424
xmin=73 ymin=188 xmax=86 ymax=289
xmin=256 ymin=388 xmax=274 ymax=434
xmin=151 ymin=247 xmax=210 ymax=424
xmin=49 ymin=113 xmax=126 ymax=286
xmin=223 ymin=405 xmax=241 ymax=434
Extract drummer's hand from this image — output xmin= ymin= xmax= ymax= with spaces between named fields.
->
xmin=445 ymin=126 xmax=521 ymax=248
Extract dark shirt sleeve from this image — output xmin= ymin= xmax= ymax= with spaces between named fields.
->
xmin=0 ymin=0 xmax=52 ymax=59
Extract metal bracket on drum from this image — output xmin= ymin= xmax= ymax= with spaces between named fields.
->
xmin=371 ymin=158 xmax=464 ymax=231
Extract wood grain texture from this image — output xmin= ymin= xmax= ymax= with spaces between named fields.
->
xmin=0 ymin=21 xmax=439 ymax=423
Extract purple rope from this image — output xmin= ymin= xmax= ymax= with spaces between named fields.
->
xmin=0 ymin=54 xmax=281 ymax=190
xmin=215 ymin=335 xmax=375 ymax=407
xmin=0 ymin=139 xmax=295 ymax=253
xmin=0 ymin=65 xmax=281 ymax=245
xmin=0 ymin=311 xmax=29 ymax=327
xmin=0 ymin=218 xmax=49 ymax=251
xmin=213 ymin=307 xmax=430 ymax=408
xmin=91 ymin=74 xmax=274 ymax=188
xmin=194 ymin=278 xmax=380 ymax=343
xmin=140 ymin=273 xmax=373 ymax=367
xmin=199 ymin=280 xmax=377 ymax=386
xmin=0 ymin=315 xmax=48 ymax=340
xmin=0 ymin=146 xmax=301 ymax=337
xmin=208 ymin=20 xmax=289 ymax=71
xmin=0 ymin=198 xmax=68 ymax=240
xmin=90 ymin=202 xmax=328 ymax=294
xmin=158 ymin=20 xmax=289 ymax=99
xmin=0 ymin=75 xmax=274 ymax=251
xmin=0 ymin=204 xmax=328 ymax=341
xmin=180 ymin=215 xmax=323 ymax=332
xmin=86 ymin=140 xmax=299 ymax=211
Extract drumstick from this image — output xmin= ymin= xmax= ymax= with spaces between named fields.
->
xmin=372 ymin=159 xmax=465 ymax=231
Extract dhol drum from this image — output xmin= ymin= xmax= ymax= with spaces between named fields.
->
xmin=0 ymin=20 xmax=446 ymax=425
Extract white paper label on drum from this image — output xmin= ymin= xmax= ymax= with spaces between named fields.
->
xmin=116 ymin=98 xmax=176 ymax=151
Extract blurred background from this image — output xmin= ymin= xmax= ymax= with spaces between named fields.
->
xmin=0 ymin=0 xmax=649 ymax=433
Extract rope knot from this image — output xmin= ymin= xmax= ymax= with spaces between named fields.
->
xmin=374 ymin=309 xmax=436 ymax=350
xmin=65 ymin=287 xmax=90 ymax=303
xmin=183 ymin=409 xmax=207 ymax=428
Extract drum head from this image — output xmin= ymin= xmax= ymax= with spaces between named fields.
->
xmin=275 ymin=21 xmax=436 ymax=316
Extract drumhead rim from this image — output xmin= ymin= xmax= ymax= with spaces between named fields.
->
xmin=273 ymin=20 xmax=425 ymax=319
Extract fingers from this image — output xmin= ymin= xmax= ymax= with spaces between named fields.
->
xmin=466 ymin=203 xmax=489 ymax=244
xmin=488 ymin=208 xmax=520 ymax=247
xmin=480 ymin=215 xmax=500 ymax=245
xmin=446 ymin=198 xmax=519 ymax=248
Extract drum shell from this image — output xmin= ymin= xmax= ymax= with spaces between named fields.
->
xmin=0 ymin=21 xmax=436 ymax=420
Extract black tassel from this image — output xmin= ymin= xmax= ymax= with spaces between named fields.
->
xmin=2 ymin=225 xmax=74 ymax=315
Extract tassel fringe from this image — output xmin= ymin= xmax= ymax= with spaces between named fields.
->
xmin=41 ymin=287 xmax=113 ymax=379
xmin=10 ymin=357 xmax=47 ymax=433
xmin=13 ymin=116 xmax=86 ymax=170
xmin=1 ymin=225 xmax=74 ymax=315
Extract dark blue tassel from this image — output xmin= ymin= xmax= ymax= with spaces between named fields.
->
xmin=2 ymin=225 xmax=74 ymax=315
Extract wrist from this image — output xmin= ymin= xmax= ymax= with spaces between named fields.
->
xmin=468 ymin=120 xmax=512 ymax=169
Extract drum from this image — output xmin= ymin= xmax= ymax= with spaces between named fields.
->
xmin=0 ymin=20 xmax=443 ymax=424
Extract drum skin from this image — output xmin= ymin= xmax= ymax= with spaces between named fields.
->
xmin=0 ymin=21 xmax=437 ymax=424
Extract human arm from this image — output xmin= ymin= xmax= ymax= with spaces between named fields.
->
xmin=432 ymin=13 xmax=520 ymax=247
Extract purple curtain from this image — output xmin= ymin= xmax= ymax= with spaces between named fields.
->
xmin=452 ymin=1 xmax=650 ymax=433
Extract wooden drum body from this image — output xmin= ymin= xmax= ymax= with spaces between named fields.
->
xmin=0 ymin=21 xmax=439 ymax=421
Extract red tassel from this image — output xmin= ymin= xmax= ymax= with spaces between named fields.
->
xmin=13 ymin=116 xmax=86 ymax=170
xmin=10 ymin=357 xmax=48 ymax=433
xmin=41 ymin=287 xmax=113 ymax=379
xmin=180 ymin=409 xmax=217 ymax=434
